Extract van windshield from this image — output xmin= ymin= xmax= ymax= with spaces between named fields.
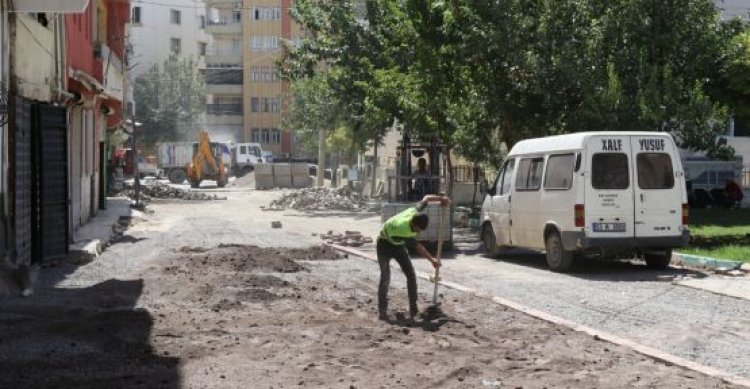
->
xmin=592 ymin=153 xmax=629 ymax=190
xmin=637 ymin=153 xmax=674 ymax=189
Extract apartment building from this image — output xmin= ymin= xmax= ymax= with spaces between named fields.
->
xmin=128 ymin=0 xmax=210 ymax=80
xmin=204 ymin=0 xmax=302 ymax=156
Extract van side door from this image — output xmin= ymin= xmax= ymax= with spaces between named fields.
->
xmin=485 ymin=159 xmax=515 ymax=247
xmin=511 ymin=156 xmax=544 ymax=248
xmin=631 ymin=136 xmax=683 ymax=239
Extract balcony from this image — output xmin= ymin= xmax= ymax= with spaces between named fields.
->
xmin=203 ymin=0 xmax=240 ymax=5
xmin=205 ymin=47 xmax=242 ymax=66
xmin=207 ymin=104 xmax=243 ymax=115
xmin=204 ymin=68 xmax=243 ymax=85
xmin=206 ymin=84 xmax=243 ymax=95
xmin=206 ymin=19 xmax=242 ymax=35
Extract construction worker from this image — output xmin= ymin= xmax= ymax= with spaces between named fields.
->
xmin=377 ymin=194 xmax=450 ymax=321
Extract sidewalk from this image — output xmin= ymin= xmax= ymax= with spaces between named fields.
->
xmin=676 ymin=277 xmax=750 ymax=301
xmin=69 ymin=197 xmax=135 ymax=263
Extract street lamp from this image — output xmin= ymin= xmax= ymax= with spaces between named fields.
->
xmin=125 ymin=119 xmax=143 ymax=208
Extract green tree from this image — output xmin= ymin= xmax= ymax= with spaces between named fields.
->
xmin=283 ymin=0 xmax=737 ymax=166
xmin=133 ymin=56 xmax=205 ymax=146
xmin=282 ymin=73 xmax=341 ymax=155
xmin=714 ymin=30 xmax=750 ymax=128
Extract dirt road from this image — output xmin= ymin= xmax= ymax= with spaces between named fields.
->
xmin=0 ymin=190 xmax=741 ymax=388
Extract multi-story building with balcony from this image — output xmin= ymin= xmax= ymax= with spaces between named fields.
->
xmin=128 ymin=0 xmax=210 ymax=80
xmin=204 ymin=0 xmax=302 ymax=156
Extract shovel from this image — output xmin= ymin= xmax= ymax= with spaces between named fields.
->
xmin=423 ymin=201 xmax=447 ymax=320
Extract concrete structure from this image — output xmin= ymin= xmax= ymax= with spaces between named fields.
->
xmin=128 ymin=0 xmax=210 ymax=80
xmin=65 ymin=0 xmax=129 ymax=233
xmin=717 ymin=0 xmax=750 ymax=20
xmin=203 ymin=0 xmax=303 ymax=156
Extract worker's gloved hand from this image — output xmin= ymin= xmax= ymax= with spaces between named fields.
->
xmin=431 ymin=258 xmax=442 ymax=269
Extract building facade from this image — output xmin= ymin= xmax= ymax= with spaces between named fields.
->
xmin=65 ymin=0 xmax=129 ymax=233
xmin=204 ymin=0 xmax=302 ymax=156
xmin=0 ymin=0 xmax=127 ymax=268
xmin=128 ymin=0 xmax=210 ymax=80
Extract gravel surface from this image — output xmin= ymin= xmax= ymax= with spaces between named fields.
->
xmin=389 ymin=246 xmax=750 ymax=381
xmin=0 ymin=190 xmax=747 ymax=387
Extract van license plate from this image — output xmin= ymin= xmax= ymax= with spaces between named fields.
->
xmin=593 ymin=222 xmax=626 ymax=232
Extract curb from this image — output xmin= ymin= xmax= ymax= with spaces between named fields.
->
xmin=328 ymin=243 xmax=750 ymax=388
xmin=674 ymin=252 xmax=743 ymax=271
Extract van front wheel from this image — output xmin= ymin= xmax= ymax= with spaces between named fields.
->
xmin=545 ymin=232 xmax=574 ymax=272
xmin=482 ymin=225 xmax=502 ymax=258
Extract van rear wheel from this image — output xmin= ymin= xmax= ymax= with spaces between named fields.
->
xmin=482 ymin=224 xmax=502 ymax=258
xmin=545 ymin=232 xmax=574 ymax=272
xmin=644 ymin=249 xmax=672 ymax=270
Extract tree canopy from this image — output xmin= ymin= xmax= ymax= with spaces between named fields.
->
xmin=281 ymin=0 xmax=744 ymax=165
xmin=133 ymin=56 xmax=205 ymax=146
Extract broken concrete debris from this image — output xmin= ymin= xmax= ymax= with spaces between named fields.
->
xmin=320 ymin=230 xmax=373 ymax=247
xmin=264 ymin=187 xmax=366 ymax=212
xmin=123 ymin=182 xmax=227 ymax=203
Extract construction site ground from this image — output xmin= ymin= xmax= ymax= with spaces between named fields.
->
xmin=0 ymin=180 xmax=748 ymax=388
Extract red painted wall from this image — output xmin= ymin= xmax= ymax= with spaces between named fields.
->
xmin=106 ymin=0 xmax=129 ymax=58
xmin=65 ymin=6 xmax=96 ymax=78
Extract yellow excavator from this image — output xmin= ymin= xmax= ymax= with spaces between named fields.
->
xmin=186 ymin=128 xmax=228 ymax=188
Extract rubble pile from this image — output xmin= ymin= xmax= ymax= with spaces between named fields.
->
xmin=316 ymin=230 xmax=373 ymax=247
xmin=263 ymin=187 xmax=365 ymax=212
xmin=124 ymin=182 xmax=227 ymax=202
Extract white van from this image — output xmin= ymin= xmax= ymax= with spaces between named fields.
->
xmin=480 ymin=131 xmax=690 ymax=272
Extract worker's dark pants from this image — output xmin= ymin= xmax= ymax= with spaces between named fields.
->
xmin=377 ymin=238 xmax=418 ymax=317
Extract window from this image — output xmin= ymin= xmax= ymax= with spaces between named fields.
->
xmin=492 ymin=159 xmax=515 ymax=196
xmin=132 ymin=6 xmax=141 ymax=23
xmin=198 ymin=42 xmax=207 ymax=56
xmin=233 ymin=11 xmax=241 ymax=23
xmin=240 ymin=145 xmax=247 ymax=154
xmin=170 ymin=9 xmax=181 ymax=24
xmin=251 ymin=128 xmax=261 ymax=142
xmin=270 ymin=97 xmax=280 ymax=113
xmin=250 ymin=36 xmax=281 ymax=52
xmin=253 ymin=7 xmax=282 ymax=20
xmin=199 ymin=15 xmax=206 ymax=29
xmin=501 ymin=159 xmax=515 ymax=195
xmin=544 ymin=154 xmax=575 ymax=190
xmin=271 ymin=129 xmax=281 ymax=144
xmin=592 ymin=153 xmax=629 ymax=190
xmin=637 ymin=153 xmax=674 ymax=189
xmin=261 ymin=129 xmax=270 ymax=143
xmin=251 ymin=97 xmax=260 ymax=112
xmin=170 ymin=38 xmax=181 ymax=54
xmin=515 ymin=157 xmax=544 ymax=191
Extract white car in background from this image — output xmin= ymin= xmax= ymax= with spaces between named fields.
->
xmin=262 ymin=151 xmax=274 ymax=163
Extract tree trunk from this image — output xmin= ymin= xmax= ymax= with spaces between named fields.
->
xmin=316 ymin=128 xmax=325 ymax=187
xmin=370 ymin=139 xmax=378 ymax=198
